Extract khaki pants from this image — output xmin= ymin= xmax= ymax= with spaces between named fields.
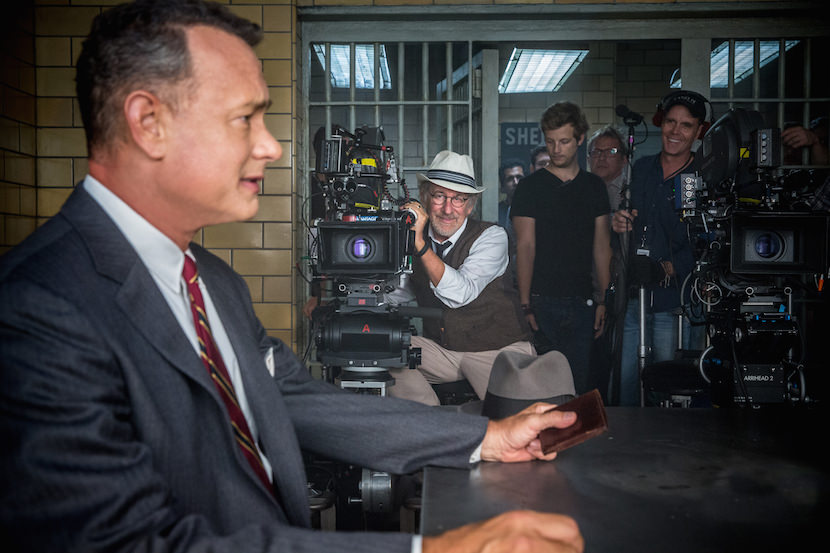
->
xmin=387 ymin=336 xmax=536 ymax=405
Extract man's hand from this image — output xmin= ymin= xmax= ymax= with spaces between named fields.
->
xmin=781 ymin=125 xmax=819 ymax=150
xmin=422 ymin=510 xmax=583 ymax=553
xmin=611 ymin=208 xmax=638 ymax=234
xmin=480 ymin=403 xmax=577 ymax=463
xmin=302 ymin=296 xmax=320 ymax=319
xmin=593 ymin=304 xmax=606 ymax=339
xmin=524 ymin=311 xmax=539 ymax=332
xmin=403 ymin=200 xmax=428 ymax=242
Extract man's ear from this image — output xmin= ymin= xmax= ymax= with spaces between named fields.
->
xmin=123 ymin=90 xmax=168 ymax=160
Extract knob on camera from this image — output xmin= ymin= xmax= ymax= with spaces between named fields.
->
xmin=402 ymin=202 xmax=421 ymax=226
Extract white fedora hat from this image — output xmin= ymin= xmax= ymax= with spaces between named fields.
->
xmin=417 ymin=150 xmax=484 ymax=195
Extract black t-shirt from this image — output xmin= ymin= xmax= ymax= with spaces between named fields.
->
xmin=511 ymin=169 xmax=610 ymax=297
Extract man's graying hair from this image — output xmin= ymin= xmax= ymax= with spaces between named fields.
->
xmin=76 ymin=0 xmax=263 ymax=154
xmin=587 ymin=125 xmax=629 ymax=158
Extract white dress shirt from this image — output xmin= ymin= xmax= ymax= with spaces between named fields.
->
xmin=387 ymin=218 xmax=509 ymax=309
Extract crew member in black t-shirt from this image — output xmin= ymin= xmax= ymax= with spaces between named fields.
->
xmin=511 ymin=102 xmax=612 ymax=394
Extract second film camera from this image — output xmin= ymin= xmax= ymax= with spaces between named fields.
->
xmin=308 ymin=126 xmax=422 ymax=395
xmin=676 ymin=108 xmax=828 ymax=406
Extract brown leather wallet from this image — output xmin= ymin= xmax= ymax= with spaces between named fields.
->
xmin=538 ymin=389 xmax=608 ymax=455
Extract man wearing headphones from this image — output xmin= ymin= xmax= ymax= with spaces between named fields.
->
xmin=611 ymin=90 xmax=708 ymax=406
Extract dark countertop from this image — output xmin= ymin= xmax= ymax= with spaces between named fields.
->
xmin=422 ymin=406 xmax=829 ymax=552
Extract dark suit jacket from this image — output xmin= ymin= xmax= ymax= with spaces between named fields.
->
xmin=0 ymin=186 xmax=488 ymax=552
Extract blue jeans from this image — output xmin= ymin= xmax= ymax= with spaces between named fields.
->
xmin=532 ymin=296 xmax=595 ymax=394
xmin=619 ymin=301 xmax=679 ymax=406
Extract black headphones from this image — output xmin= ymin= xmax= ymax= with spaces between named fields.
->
xmin=652 ymin=90 xmax=712 ymax=139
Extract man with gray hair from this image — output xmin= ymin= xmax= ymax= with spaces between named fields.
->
xmin=587 ymin=125 xmax=629 ymax=212
xmin=586 ymin=125 xmax=629 ymax=399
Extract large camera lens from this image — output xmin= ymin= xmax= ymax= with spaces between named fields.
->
xmin=754 ymin=232 xmax=783 ymax=259
xmin=349 ymin=236 xmax=373 ymax=259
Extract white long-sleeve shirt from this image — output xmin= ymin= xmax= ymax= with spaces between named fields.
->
xmin=387 ymin=218 xmax=509 ymax=308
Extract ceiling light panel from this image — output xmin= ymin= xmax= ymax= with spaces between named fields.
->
xmin=499 ymin=48 xmax=589 ymax=94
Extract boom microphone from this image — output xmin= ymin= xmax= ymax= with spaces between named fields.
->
xmin=616 ymin=104 xmax=643 ymax=125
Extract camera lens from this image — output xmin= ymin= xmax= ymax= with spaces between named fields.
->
xmin=350 ymin=237 xmax=373 ymax=259
xmin=754 ymin=232 xmax=782 ymax=259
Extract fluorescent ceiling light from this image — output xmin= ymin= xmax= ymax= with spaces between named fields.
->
xmin=671 ymin=40 xmax=799 ymax=89
xmin=313 ymin=44 xmax=392 ymax=90
xmin=499 ymin=48 xmax=589 ymax=94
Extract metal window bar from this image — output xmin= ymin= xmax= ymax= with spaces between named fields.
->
xmin=712 ymin=37 xmax=829 ymax=169
xmin=309 ymin=41 xmax=476 ymax=196
xmin=446 ymin=42 xmax=453 ymax=152
xmin=753 ymin=39 xmax=760 ymax=112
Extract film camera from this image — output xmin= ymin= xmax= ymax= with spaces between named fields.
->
xmin=305 ymin=127 xmax=442 ymax=524
xmin=677 ymin=108 xmax=828 ymax=406
xmin=308 ymin=126 xmax=424 ymax=395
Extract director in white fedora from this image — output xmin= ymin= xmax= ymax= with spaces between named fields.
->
xmin=386 ymin=150 xmax=535 ymax=405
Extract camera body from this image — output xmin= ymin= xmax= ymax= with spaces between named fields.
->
xmin=677 ymin=109 xmax=829 ymax=406
xmin=308 ymin=126 xmax=419 ymax=395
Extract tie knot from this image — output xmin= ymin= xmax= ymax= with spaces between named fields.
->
xmin=433 ymin=239 xmax=452 ymax=258
xmin=182 ymin=255 xmax=199 ymax=284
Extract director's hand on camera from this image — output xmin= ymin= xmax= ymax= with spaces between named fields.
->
xmin=403 ymin=200 xmax=428 ymax=240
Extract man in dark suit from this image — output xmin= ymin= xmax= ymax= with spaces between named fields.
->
xmin=0 ymin=2 xmax=583 ymax=552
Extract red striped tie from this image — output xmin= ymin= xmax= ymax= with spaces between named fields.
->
xmin=182 ymin=255 xmax=272 ymax=493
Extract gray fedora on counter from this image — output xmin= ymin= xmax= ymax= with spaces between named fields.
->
xmin=459 ymin=350 xmax=576 ymax=419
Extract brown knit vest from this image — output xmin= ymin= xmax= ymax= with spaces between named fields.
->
xmin=411 ymin=220 xmax=530 ymax=352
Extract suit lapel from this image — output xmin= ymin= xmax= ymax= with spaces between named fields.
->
xmin=62 ymin=187 xmax=215 ymax=392
xmin=196 ymin=256 xmax=311 ymax=527
xmin=64 ymin=186 xmax=310 ymax=524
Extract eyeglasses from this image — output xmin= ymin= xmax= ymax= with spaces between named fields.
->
xmin=589 ymin=147 xmax=620 ymax=158
xmin=430 ymin=190 xmax=469 ymax=208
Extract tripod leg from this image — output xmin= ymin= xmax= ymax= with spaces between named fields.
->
xmin=638 ymin=286 xmax=649 ymax=407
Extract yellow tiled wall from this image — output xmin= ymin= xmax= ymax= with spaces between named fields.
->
xmin=294 ymin=0 xmax=772 ymax=5
xmin=6 ymin=0 xmax=302 ymax=348
xmin=1 ymin=1 xmax=37 ymax=254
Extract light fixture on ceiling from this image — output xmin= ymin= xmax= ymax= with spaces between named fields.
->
xmin=498 ymin=48 xmax=589 ymax=94
xmin=313 ymin=44 xmax=392 ymax=90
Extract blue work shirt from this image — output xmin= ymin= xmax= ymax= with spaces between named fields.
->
xmin=627 ymin=153 xmax=696 ymax=313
